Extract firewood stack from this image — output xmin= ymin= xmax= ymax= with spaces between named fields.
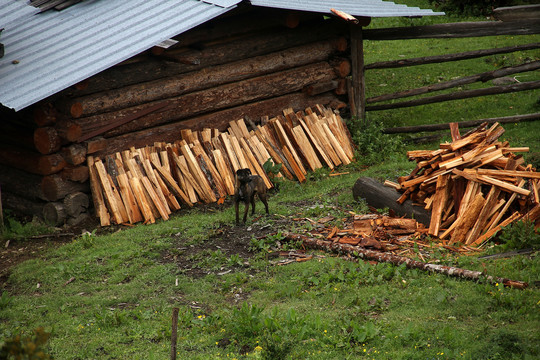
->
xmin=88 ymin=105 xmax=355 ymax=226
xmin=386 ymin=122 xmax=540 ymax=247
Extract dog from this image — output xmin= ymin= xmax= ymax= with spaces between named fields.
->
xmin=234 ymin=168 xmax=269 ymax=224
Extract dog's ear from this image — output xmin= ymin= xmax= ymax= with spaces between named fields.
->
xmin=245 ymin=168 xmax=252 ymax=175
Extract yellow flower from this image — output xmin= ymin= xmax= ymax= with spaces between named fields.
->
xmin=254 ymin=346 xmax=263 ymax=352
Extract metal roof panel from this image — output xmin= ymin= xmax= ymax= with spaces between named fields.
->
xmin=0 ymin=0 xmax=239 ymax=111
xmin=249 ymin=0 xmax=444 ymax=17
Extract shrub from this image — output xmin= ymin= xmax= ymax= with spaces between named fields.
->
xmin=0 ymin=327 xmax=52 ymax=359
xmin=350 ymin=118 xmax=403 ymax=166
xmin=498 ymin=219 xmax=540 ymax=251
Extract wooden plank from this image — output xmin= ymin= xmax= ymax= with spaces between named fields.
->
xmin=450 ymin=193 xmax=485 ymax=245
xmin=151 ymin=158 xmax=193 ymax=207
xmin=94 ymin=159 xmax=125 ymax=224
xmin=299 ymin=118 xmax=334 ymax=169
xmin=465 ymin=186 xmax=501 ymax=245
xmin=282 ymin=146 xmax=306 ymax=182
xmin=470 ymin=211 xmax=521 ymax=247
xmin=87 ymin=156 xmax=110 ymax=226
xmin=271 ymin=119 xmax=307 ymax=174
xmin=239 ymin=138 xmax=273 ymax=189
xmin=173 ymin=154 xmax=199 ymax=204
xmin=321 ymin=122 xmax=350 ymax=165
xmin=128 ymin=175 xmax=155 ymax=224
xmin=180 ymin=144 xmax=216 ymax=203
xmin=291 ymin=125 xmax=322 ymax=171
xmin=428 ymin=174 xmax=451 ymax=236
xmin=191 ymin=142 xmax=227 ymax=198
xmin=220 ymin=133 xmax=241 ymax=172
xmin=213 ymin=149 xmax=236 ymax=196
xmin=115 ymin=158 xmax=143 ymax=223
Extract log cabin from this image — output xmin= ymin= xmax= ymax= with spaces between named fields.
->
xmin=0 ymin=0 xmax=442 ymax=226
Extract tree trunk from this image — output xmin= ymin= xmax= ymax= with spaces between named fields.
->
xmin=62 ymin=39 xmax=346 ymax=118
xmin=76 ymin=62 xmax=338 ymax=139
xmin=352 ymin=177 xmax=431 ymax=226
xmin=41 ymin=174 xmax=90 ymax=201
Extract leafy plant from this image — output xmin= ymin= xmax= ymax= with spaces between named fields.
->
xmin=343 ymin=320 xmax=379 ymax=344
xmin=0 ymin=291 xmax=12 ymax=310
xmin=498 ymin=219 xmax=540 ymax=251
xmin=351 ymin=118 xmax=403 ymax=166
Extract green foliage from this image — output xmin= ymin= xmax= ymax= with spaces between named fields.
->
xmin=262 ymin=158 xmax=282 ymax=177
xmin=0 ymin=291 xmax=12 ymax=311
xmin=0 ymin=327 xmax=52 ymax=359
xmin=498 ymin=220 xmax=540 ymax=251
xmin=351 ymin=118 xmax=404 ymax=166
xmin=0 ymin=213 xmax=52 ymax=241
xmin=342 ymin=320 xmax=379 ymax=344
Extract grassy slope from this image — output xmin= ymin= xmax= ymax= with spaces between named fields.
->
xmin=1 ymin=1 xmax=540 ymax=359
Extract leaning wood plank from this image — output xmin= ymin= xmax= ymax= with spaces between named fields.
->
xmin=213 ymin=149 xmax=236 ymax=196
xmin=191 ymin=142 xmax=227 ymax=198
xmin=115 ymin=158 xmax=143 ymax=223
xmin=180 ymin=144 xmax=217 ymax=203
xmin=220 ymin=133 xmax=241 ymax=172
xmin=291 ymin=125 xmax=322 ymax=171
xmin=142 ymin=158 xmax=171 ymax=215
xmin=475 ymin=174 xmax=531 ymax=196
xmin=255 ymin=129 xmax=295 ymax=180
xmin=153 ymin=168 xmax=181 ymax=211
xmin=321 ymin=122 xmax=350 ymax=165
xmin=299 ymin=118 xmax=334 ymax=169
xmin=140 ymin=176 xmax=169 ymax=220
xmin=151 ymin=159 xmax=193 ymax=207
xmin=283 ymin=232 xmax=528 ymax=289
xmin=282 ymin=146 xmax=306 ymax=182
xmin=305 ymin=115 xmax=341 ymax=166
xmin=271 ymin=119 xmax=307 ymax=174
xmin=428 ymin=174 xmax=451 ymax=236
xmin=465 ymin=186 xmax=501 ymax=245
xmin=94 ymin=160 xmax=124 ymax=224
xmin=173 ymin=154 xmax=199 ymax=204
xmin=450 ymin=193 xmax=485 ymax=245
xmin=239 ymin=138 xmax=273 ymax=189
xmin=87 ymin=156 xmax=110 ymax=226
xmin=128 ymin=175 xmax=155 ymax=224
xmin=126 ymin=158 xmax=161 ymax=220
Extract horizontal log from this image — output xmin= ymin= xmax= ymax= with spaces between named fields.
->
xmin=63 ymin=191 xmax=90 ymax=217
xmin=493 ymin=5 xmax=540 ymax=22
xmin=41 ymin=174 xmax=90 ymax=201
xmin=33 ymin=127 xmax=61 ymax=155
xmin=43 ymin=202 xmax=66 ymax=226
xmin=368 ymin=60 xmax=540 ymax=104
xmin=89 ymin=92 xmax=342 ymax=157
xmin=63 ymin=39 xmax=346 ymax=118
xmin=383 ymin=112 xmax=540 ymax=134
xmin=1 ymin=191 xmax=45 ymax=218
xmin=363 ymin=20 xmax=540 ymax=40
xmin=366 ymin=80 xmax=540 ymax=111
xmin=365 ymin=42 xmax=540 ymax=70
xmin=76 ymin=62 xmax=338 ymax=138
xmin=60 ymin=165 xmax=89 ymax=183
xmin=60 ymin=144 xmax=87 ymax=165
xmin=0 ymin=146 xmax=67 ymax=175
xmin=65 ymin=19 xmax=347 ymax=96
xmin=0 ymin=164 xmax=46 ymax=200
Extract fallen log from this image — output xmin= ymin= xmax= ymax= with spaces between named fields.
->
xmin=283 ymin=232 xmax=528 ymax=289
xmin=41 ymin=174 xmax=90 ymax=202
xmin=352 ymin=177 xmax=431 ymax=226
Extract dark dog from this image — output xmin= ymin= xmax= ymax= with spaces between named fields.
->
xmin=234 ymin=168 xmax=269 ymax=224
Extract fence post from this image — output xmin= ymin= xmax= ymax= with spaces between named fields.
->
xmin=350 ymin=23 xmax=366 ymax=125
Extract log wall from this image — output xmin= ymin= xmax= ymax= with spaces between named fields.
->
xmin=0 ymin=10 xmax=350 ymax=225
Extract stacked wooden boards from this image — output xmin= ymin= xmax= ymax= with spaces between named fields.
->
xmin=386 ymin=122 xmax=539 ymax=247
xmin=88 ymin=105 xmax=355 ymax=226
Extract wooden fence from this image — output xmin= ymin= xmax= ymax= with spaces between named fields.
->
xmin=350 ymin=8 xmax=540 ymax=133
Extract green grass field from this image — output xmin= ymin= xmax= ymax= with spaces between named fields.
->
xmin=1 ymin=1 xmax=539 ymax=359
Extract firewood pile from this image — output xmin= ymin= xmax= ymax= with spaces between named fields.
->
xmin=385 ymin=122 xmax=540 ymax=247
xmin=88 ymin=105 xmax=355 ymax=226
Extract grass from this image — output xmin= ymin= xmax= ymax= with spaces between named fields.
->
xmin=1 ymin=1 xmax=540 ymax=359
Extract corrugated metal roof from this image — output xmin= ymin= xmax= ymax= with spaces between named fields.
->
xmin=0 ymin=0 xmax=240 ymax=111
xmin=0 ymin=0 xmax=443 ymax=112
xmin=250 ymin=0 xmax=444 ymax=17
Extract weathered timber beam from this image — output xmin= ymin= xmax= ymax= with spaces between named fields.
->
xmin=366 ymin=80 xmax=540 ymax=111
xmin=383 ymin=113 xmax=540 ymax=134
xmin=62 ymin=39 xmax=346 ymax=118
xmin=76 ymin=62 xmax=339 ymax=138
xmin=363 ymin=20 xmax=540 ymax=40
xmin=493 ymin=4 xmax=540 ymax=22
xmin=365 ymin=42 xmax=540 ymax=70
xmin=88 ymin=92 xmax=343 ymax=157
xmin=282 ymin=232 xmax=528 ymax=289
xmin=367 ymin=60 xmax=540 ymax=104
xmin=0 ymin=146 xmax=66 ymax=175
